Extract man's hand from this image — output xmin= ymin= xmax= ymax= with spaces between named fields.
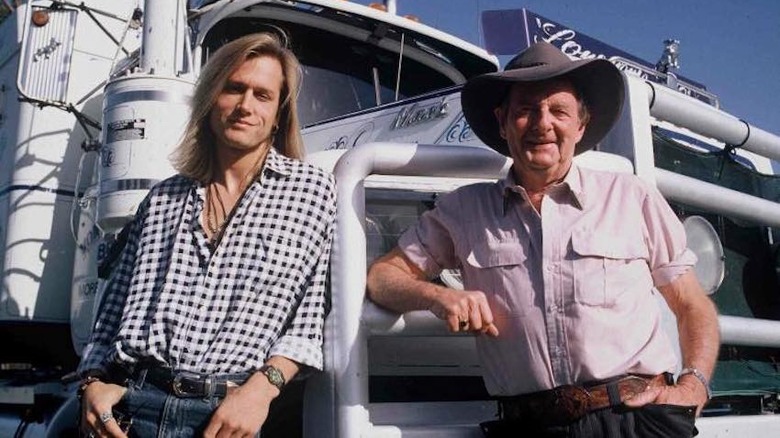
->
xmin=203 ymin=372 xmax=278 ymax=438
xmin=367 ymin=248 xmax=499 ymax=337
xmin=428 ymin=287 xmax=500 ymax=337
xmin=642 ymin=270 xmax=718 ymax=417
xmin=80 ymin=381 xmax=128 ymax=438
xmin=624 ymin=376 xmax=709 ymax=415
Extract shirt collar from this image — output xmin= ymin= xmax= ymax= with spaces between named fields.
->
xmin=192 ymin=147 xmax=293 ymax=215
xmin=263 ymin=147 xmax=293 ymax=177
xmin=564 ymin=163 xmax=587 ymax=209
xmin=500 ymin=162 xmax=587 ymax=214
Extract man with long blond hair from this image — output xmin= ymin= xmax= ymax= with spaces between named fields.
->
xmin=76 ymin=33 xmax=335 ymax=437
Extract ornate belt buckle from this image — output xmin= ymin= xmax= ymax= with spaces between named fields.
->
xmin=172 ymin=371 xmax=201 ymax=397
xmin=620 ymin=375 xmax=651 ymax=397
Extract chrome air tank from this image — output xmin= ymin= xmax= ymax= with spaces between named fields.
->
xmin=96 ymin=75 xmax=193 ymax=232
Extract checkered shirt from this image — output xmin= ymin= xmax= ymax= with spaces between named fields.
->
xmin=78 ymin=149 xmax=336 ymax=375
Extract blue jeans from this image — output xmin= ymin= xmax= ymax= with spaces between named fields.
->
xmin=114 ymin=371 xmax=255 ymax=437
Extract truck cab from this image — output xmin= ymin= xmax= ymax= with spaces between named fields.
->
xmin=0 ymin=1 xmax=779 ymax=436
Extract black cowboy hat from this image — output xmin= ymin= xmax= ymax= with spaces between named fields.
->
xmin=461 ymin=41 xmax=625 ymax=156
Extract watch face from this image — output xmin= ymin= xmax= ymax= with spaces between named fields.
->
xmin=263 ymin=365 xmax=285 ymax=389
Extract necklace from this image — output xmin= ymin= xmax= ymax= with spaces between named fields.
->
xmin=206 ymin=183 xmax=227 ymax=236
xmin=204 ymin=148 xmax=269 ymax=241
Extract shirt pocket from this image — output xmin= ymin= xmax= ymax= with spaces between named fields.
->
xmin=255 ymin=235 xmax=308 ymax=291
xmin=234 ymin=232 xmax=303 ymax=295
xmin=570 ymin=229 xmax=649 ymax=307
xmin=464 ymin=238 xmax=532 ymax=316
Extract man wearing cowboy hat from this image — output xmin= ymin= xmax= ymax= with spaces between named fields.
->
xmin=367 ymin=42 xmax=719 ymax=436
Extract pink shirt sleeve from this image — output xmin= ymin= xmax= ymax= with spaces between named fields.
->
xmin=397 ymin=193 xmax=462 ymax=278
xmin=641 ymin=181 xmax=697 ymax=286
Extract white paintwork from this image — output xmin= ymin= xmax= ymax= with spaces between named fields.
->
xmin=69 ymin=183 xmax=103 ymax=354
xmin=719 ymin=315 xmax=780 ymax=348
xmin=0 ymin=1 xmax=139 ymax=322
xmin=647 ymin=81 xmax=780 ymax=165
xmin=656 ymin=169 xmax=780 ymax=227
xmin=302 ymin=90 xmax=487 ymax=154
xmin=140 ymin=0 xmax=187 ymax=76
xmin=696 ymin=415 xmax=780 ymax=436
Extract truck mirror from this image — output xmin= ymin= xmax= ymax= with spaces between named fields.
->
xmin=16 ymin=1 xmax=79 ymax=104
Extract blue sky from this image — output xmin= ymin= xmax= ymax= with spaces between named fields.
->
xmin=357 ymin=0 xmax=780 ymax=137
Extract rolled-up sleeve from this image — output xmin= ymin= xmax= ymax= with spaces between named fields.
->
xmin=641 ymin=183 xmax=697 ymax=287
xmin=267 ymin=175 xmax=336 ymax=371
xmin=397 ymin=192 xmax=462 ymax=278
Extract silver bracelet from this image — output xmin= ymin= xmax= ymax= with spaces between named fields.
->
xmin=678 ymin=367 xmax=712 ymax=400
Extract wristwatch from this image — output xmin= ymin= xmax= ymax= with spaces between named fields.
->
xmin=678 ymin=367 xmax=712 ymax=400
xmin=259 ymin=364 xmax=286 ymax=391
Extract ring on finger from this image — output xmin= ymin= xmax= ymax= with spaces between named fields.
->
xmin=100 ymin=411 xmax=114 ymax=424
xmin=458 ymin=319 xmax=469 ymax=329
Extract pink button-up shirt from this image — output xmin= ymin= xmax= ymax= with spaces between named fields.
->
xmin=398 ymin=164 xmax=696 ymax=396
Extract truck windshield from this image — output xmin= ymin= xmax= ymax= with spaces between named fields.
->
xmin=202 ymin=18 xmax=457 ymax=126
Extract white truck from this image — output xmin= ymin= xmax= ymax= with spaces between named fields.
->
xmin=0 ymin=1 xmax=779 ymax=436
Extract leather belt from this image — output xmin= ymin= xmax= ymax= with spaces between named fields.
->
xmin=498 ymin=374 xmax=671 ymax=427
xmin=140 ymin=367 xmax=237 ymax=398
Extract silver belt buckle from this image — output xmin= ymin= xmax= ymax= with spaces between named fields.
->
xmin=172 ymin=372 xmax=201 ymax=397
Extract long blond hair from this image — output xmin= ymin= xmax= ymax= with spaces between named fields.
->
xmin=172 ymin=33 xmax=304 ymax=182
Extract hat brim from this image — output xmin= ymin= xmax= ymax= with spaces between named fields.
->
xmin=461 ymin=58 xmax=625 ymax=156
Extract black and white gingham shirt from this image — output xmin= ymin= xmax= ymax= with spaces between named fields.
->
xmin=78 ymin=149 xmax=336 ymax=375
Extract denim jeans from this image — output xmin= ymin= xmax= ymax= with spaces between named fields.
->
xmin=114 ymin=371 xmax=255 ymax=437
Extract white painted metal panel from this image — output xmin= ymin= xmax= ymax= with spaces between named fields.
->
xmin=18 ymin=5 xmax=78 ymax=103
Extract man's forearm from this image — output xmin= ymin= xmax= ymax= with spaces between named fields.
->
xmin=368 ymin=247 xmax=499 ymax=336
xmin=366 ymin=249 xmax=440 ymax=313
xmin=674 ymin=290 xmax=719 ymax=410
xmin=676 ymin=292 xmax=720 ymax=379
xmin=659 ymin=270 xmax=720 ymax=398
xmin=625 ymin=271 xmax=720 ymax=411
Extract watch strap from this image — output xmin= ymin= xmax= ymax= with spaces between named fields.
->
xmin=678 ymin=367 xmax=712 ymax=400
xmin=77 ymin=376 xmax=102 ymax=400
xmin=259 ymin=364 xmax=286 ymax=391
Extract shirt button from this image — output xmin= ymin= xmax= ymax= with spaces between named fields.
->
xmin=549 ymin=304 xmax=558 ymax=312
xmin=545 ymin=265 xmax=554 ymax=272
